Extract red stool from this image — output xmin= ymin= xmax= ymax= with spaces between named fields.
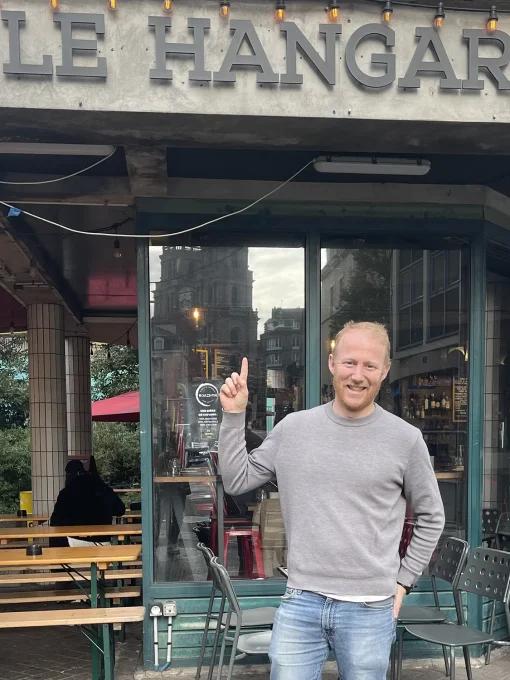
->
xmin=223 ymin=526 xmax=265 ymax=579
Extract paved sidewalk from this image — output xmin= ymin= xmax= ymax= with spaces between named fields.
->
xmin=130 ymin=649 xmax=510 ymax=680
xmin=0 ymin=620 xmax=508 ymax=679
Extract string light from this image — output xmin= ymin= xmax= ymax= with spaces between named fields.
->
xmin=162 ymin=0 xmax=173 ymax=13
xmin=327 ymin=1 xmax=340 ymax=23
xmin=382 ymin=1 xmax=393 ymax=23
xmin=107 ymin=0 xmax=117 ymax=9
xmin=219 ymin=1 xmax=230 ymax=18
xmin=487 ymin=5 xmax=498 ymax=33
xmin=433 ymin=2 xmax=445 ymax=29
xmin=49 ymin=0 xmax=59 ymax=10
xmin=274 ymin=1 xmax=286 ymax=23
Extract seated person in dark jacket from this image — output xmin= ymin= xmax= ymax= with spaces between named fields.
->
xmin=50 ymin=459 xmax=125 ymax=546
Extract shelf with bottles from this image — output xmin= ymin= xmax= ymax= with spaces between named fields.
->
xmin=409 ymin=373 xmax=452 ymax=388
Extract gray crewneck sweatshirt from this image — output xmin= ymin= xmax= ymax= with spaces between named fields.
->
xmin=219 ymin=402 xmax=445 ymax=598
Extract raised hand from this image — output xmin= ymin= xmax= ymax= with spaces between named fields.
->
xmin=220 ymin=357 xmax=249 ymax=413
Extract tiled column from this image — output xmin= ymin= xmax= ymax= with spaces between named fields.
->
xmin=65 ymin=334 xmax=92 ymax=461
xmin=27 ymin=303 xmax=67 ymax=515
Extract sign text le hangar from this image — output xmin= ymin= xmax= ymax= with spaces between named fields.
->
xmin=2 ymin=10 xmax=510 ymax=91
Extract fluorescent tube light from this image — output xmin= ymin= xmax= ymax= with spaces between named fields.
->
xmin=313 ymin=156 xmax=431 ymax=176
xmin=0 ymin=143 xmax=115 ymax=156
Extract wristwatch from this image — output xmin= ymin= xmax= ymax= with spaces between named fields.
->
xmin=397 ymin=581 xmax=413 ymax=595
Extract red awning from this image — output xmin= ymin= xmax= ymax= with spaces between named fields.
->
xmin=91 ymin=390 xmax=140 ymax=422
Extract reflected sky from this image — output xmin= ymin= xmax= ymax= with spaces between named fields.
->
xmin=149 ymin=246 xmax=304 ymax=335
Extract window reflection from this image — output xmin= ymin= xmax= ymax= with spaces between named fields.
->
xmin=321 ymin=246 xmax=469 ymax=538
xmin=150 ymin=245 xmax=304 ymax=582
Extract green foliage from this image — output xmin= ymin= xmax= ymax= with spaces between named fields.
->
xmin=93 ymin=421 xmax=140 ymax=487
xmin=90 ymin=343 xmax=139 ymax=400
xmin=0 ymin=336 xmax=29 ymax=428
xmin=329 ymin=250 xmax=392 ymax=335
xmin=0 ymin=428 xmax=31 ymax=513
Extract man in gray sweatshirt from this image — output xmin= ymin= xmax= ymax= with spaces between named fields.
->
xmin=219 ymin=321 xmax=445 ymax=680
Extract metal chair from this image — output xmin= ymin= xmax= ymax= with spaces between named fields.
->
xmin=393 ymin=536 xmax=469 ymax=680
xmin=195 ymin=543 xmax=276 ymax=680
xmin=495 ymin=511 xmax=510 ymax=550
xmin=482 ymin=508 xmax=500 ymax=548
xmin=405 ymin=547 xmax=510 ymax=680
xmin=211 ymin=557 xmax=273 ymax=679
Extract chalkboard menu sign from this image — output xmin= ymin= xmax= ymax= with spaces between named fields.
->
xmin=453 ymin=377 xmax=468 ymax=423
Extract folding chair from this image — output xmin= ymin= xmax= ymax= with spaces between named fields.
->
xmin=482 ymin=508 xmax=500 ymax=548
xmin=495 ymin=512 xmax=510 ymax=550
xmin=393 ymin=536 xmax=469 ymax=680
xmin=195 ymin=543 xmax=276 ymax=680
xmin=212 ymin=557 xmax=273 ymax=680
xmin=405 ymin=547 xmax=510 ymax=680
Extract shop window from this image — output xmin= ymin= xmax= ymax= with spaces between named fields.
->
xmin=321 ymin=244 xmax=469 ymax=542
xmin=428 ymin=250 xmax=460 ymax=340
xmin=150 ymin=243 xmax=304 ymax=583
xmin=397 ymin=251 xmax=424 ymax=350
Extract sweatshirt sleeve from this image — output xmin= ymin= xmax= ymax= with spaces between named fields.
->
xmin=218 ymin=411 xmax=281 ymax=495
xmin=398 ymin=433 xmax=446 ymax=588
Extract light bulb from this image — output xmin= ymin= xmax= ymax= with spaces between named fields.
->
xmin=487 ymin=6 xmax=498 ymax=33
xmin=113 ymin=238 xmax=122 ymax=259
xmin=274 ymin=2 xmax=286 ymax=22
xmin=327 ymin=2 xmax=340 ymax=23
xmin=108 ymin=0 xmax=117 ymax=9
xmin=382 ymin=1 xmax=393 ymax=23
xmin=219 ymin=1 xmax=230 ymax=18
xmin=433 ymin=3 xmax=445 ymax=29
xmin=162 ymin=0 xmax=173 ymax=13
xmin=49 ymin=0 xmax=59 ymax=10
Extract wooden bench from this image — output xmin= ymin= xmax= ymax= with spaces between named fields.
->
xmin=0 ymin=585 xmax=141 ymax=604
xmin=0 ymin=605 xmax=145 ymax=628
xmin=0 ymin=606 xmax=145 ymax=680
xmin=0 ymin=568 xmax=142 ymax=585
xmin=0 ymin=559 xmax=142 ymax=571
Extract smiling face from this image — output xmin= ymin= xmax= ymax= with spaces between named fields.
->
xmin=328 ymin=327 xmax=390 ymax=419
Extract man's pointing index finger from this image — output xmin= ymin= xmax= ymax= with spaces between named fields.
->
xmin=240 ymin=356 xmax=249 ymax=382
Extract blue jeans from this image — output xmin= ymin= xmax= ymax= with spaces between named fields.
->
xmin=269 ymin=589 xmax=396 ymax=680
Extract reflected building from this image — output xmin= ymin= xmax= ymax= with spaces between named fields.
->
xmin=151 ymin=245 xmax=258 ymax=467
xmin=260 ymin=307 xmax=305 ymax=420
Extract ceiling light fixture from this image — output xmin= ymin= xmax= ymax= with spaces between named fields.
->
xmin=162 ymin=0 xmax=173 ymax=12
xmin=0 ymin=143 xmax=115 ymax=156
xmin=313 ymin=156 xmax=431 ymax=176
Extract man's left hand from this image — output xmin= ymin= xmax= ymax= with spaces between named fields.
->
xmin=393 ymin=583 xmax=407 ymax=619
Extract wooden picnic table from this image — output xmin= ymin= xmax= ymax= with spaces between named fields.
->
xmin=116 ymin=511 xmax=141 ymax=523
xmin=0 ymin=544 xmax=141 ymax=571
xmin=0 ymin=514 xmax=49 ymax=525
xmin=0 ymin=523 xmax=141 ymax=545
xmin=0 ymin=544 xmax=141 ymax=680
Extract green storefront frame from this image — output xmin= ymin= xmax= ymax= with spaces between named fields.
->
xmin=136 ymin=207 xmax=502 ymax=669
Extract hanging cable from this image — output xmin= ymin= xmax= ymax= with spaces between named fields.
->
xmin=0 ymin=148 xmax=117 ymax=185
xmin=0 ymin=159 xmax=314 ymax=240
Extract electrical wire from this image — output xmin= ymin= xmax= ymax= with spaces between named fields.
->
xmin=0 ymin=148 xmax=117 ymax=185
xmin=368 ymin=0 xmax=510 ymax=13
xmin=0 ymin=158 xmax=315 ymax=239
